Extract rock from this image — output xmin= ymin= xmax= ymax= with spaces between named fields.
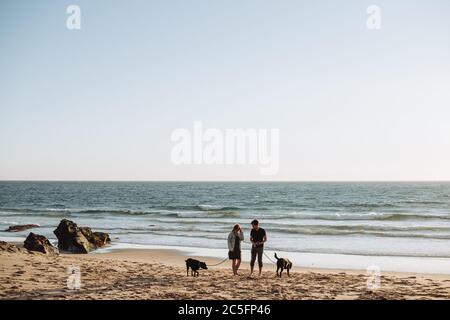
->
xmin=53 ymin=219 xmax=110 ymax=254
xmin=5 ymin=224 xmax=40 ymax=232
xmin=80 ymin=228 xmax=111 ymax=247
xmin=0 ymin=241 xmax=22 ymax=253
xmin=53 ymin=220 xmax=94 ymax=253
xmin=23 ymin=233 xmax=58 ymax=255
xmin=92 ymin=232 xmax=111 ymax=247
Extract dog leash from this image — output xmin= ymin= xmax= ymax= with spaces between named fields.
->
xmin=209 ymin=251 xmax=277 ymax=267
xmin=263 ymin=251 xmax=278 ymax=264
xmin=207 ymin=257 xmax=230 ymax=266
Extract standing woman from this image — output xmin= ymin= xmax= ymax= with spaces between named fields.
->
xmin=228 ymin=224 xmax=244 ymax=276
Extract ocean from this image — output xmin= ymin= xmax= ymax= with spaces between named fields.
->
xmin=1 ymin=181 xmax=450 ymax=273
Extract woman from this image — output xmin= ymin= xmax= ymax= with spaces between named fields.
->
xmin=228 ymin=224 xmax=244 ymax=276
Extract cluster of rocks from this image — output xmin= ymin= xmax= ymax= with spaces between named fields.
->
xmin=54 ymin=219 xmax=110 ymax=253
xmin=1 ymin=219 xmax=110 ymax=255
xmin=24 ymin=232 xmax=58 ymax=255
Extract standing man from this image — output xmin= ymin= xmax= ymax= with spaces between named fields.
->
xmin=249 ymin=219 xmax=267 ymax=277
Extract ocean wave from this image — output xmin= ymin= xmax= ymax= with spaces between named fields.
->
xmin=161 ymin=204 xmax=241 ymax=212
xmin=0 ymin=206 xmax=241 ymax=218
xmin=101 ymin=222 xmax=450 ymax=241
xmin=0 ymin=207 xmax=89 ymax=214
xmin=0 ymin=207 xmax=159 ymax=215
xmin=2 ymin=205 xmax=450 ymax=223
xmin=136 ymin=230 xmax=225 ymax=241
xmin=196 ymin=204 xmax=238 ymax=211
xmin=114 ymin=227 xmax=450 ymax=241
xmin=265 ymin=211 xmax=450 ymax=221
xmin=397 ymin=200 xmax=446 ymax=205
xmin=112 ymin=209 xmax=450 ymax=221
xmin=268 ymin=225 xmax=450 ymax=239
xmin=79 ymin=209 xmax=158 ymax=216
xmin=327 ymin=203 xmax=399 ymax=208
xmin=0 ymin=220 xmax=20 ymax=225
xmin=273 ymin=247 xmax=450 ymax=259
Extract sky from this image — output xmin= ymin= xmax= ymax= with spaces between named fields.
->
xmin=1 ymin=0 xmax=450 ymax=181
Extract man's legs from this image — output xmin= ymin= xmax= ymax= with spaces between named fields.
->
xmin=249 ymin=247 xmax=257 ymax=275
xmin=257 ymin=247 xmax=263 ymax=276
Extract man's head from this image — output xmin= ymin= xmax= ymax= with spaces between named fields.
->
xmin=251 ymin=219 xmax=259 ymax=230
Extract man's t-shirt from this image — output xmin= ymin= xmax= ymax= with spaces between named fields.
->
xmin=250 ymin=228 xmax=266 ymax=248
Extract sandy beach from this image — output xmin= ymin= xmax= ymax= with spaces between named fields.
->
xmin=1 ymin=242 xmax=450 ymax=300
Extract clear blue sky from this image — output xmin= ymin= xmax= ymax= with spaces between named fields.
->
xmin=1 ymin=0 xmax=450 ymax=181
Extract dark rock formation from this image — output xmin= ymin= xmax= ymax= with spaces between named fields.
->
xmin=53 ymin=219 xmax=110 ymax=254
xmin=23 ymin=233 xmax=58 ymax=255
xmin=92 ymin=231 xmax=111 ymax=247
xmin=5 ymin=224 xmax=40 ymax=232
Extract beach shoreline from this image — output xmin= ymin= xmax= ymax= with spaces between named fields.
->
xmin=2 ymin=242 xmax=450 ymax=300
xmin=90 ymin=246 xmax=450 ymax=280
xmin=3 ymin=235 xmax=450 ymax=275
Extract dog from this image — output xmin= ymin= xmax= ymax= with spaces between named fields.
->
xmin=185 ymin=258 xmax=208 ymax=277
xmin=274 ymin=253 xmax=292 ymax=278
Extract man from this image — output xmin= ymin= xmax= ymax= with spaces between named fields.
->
xmin=249 ymin=219 xmax=267 ymax=277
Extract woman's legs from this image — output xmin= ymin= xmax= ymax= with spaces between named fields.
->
xmin=231 ymin=259 xmax=236 ymax=275
xmin=234 ymin=259 xmax=241 ymax=275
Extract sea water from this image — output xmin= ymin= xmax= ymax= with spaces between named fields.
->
xmin=1 ymin=181 xmax=450 ymax=273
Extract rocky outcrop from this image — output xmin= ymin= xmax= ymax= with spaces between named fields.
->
xmin=87 ymin=230 xmax=111 ymax=247
xmin=53 ymin=219 xmax=110 ymax=254
xmin=5 ymin=224 xmax=40 ymax=232
xmin=0 ymin=241 xmax=24 ymax=253
xmin=23 ymin=233 xmax=58 ymax=255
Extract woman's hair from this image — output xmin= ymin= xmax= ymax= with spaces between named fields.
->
xmin=232 ymin=224 xmax=240 ymax=232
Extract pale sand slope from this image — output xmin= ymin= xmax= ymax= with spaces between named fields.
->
xmin=1 ymin=247 xmax=450 ymax=300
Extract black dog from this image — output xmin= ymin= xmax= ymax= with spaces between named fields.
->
xmin=274 ymin=253 xmax=292 ymax=278
xmin=185 ymin=258 xmax=208 ymax=277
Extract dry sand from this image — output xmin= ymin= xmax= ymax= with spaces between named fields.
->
xmin=1 ymin=244 xmax=450 ymax=300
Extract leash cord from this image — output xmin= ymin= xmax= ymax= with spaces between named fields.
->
xmin=207 ymin=251 xmax=278 ymax=267
xmin=263 ymin=251 xmax=278 ymax=264
xmin=207 ymin=257 xmax=229 ymax=266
